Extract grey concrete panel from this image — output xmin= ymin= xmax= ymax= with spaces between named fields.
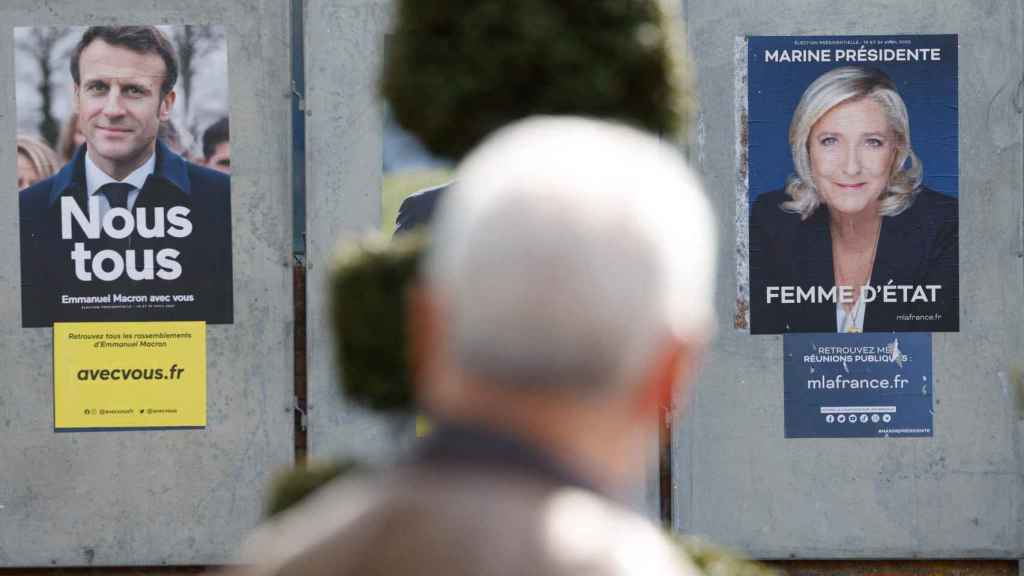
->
xmin=675 ymin=0 xmax=1023 ymax=558
xmin=303 ymin=0 xmax=414 ymax=462
xmin=0 ymin=0 xmax=294 ymax=567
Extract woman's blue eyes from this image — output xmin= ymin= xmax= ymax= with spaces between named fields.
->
xmin=817 ymin=136 xmax=886 ymax=147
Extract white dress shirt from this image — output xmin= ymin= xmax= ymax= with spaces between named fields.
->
xmin=85 ymin=150 xmax=156 ymax=218
xmin=836 ymin=283 xmax=869 ymax=333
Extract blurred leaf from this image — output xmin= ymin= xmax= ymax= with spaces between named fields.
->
xmin=674 ymin=535 xmax=782 ymax=576
xmin=266 ymin=459 xmax=360 ymax=518
xmin=330 ymin=232 xmax=428 ymax=412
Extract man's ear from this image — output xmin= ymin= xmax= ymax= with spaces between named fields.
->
xmin=406 ymin=281 xmax=444 ymax=407
xmin=633 ymin=337 xmax=705 ymax=418
xmin=158 ymin=90 xmax=176 ymax=122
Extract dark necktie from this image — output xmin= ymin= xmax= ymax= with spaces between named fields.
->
xmin=99 ymin=182 xmax=134 ymax=210
xmin=97 ymin=182 xmax=135 ymax=252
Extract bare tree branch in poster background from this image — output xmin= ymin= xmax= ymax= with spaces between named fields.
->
xmin=172 ymin=25 xmax=225 ymax=138
xmin=16 ymin=28 xmax=74 ymax=148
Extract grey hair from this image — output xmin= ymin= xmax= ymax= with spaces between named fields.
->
xmin=426 ymin=116 xmax=716 ymax=394
xmin=782 ymin=66 xmax=922 ymax=219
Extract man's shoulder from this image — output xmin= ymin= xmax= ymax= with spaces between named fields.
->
xmin=403 ymin=182 xmax=449 ymax=204
xmin=395 ymin=182 xmax=451 ymax=234
xmin=178 ymin=162 xmax=231 ymax=217
xmin=19 ymin=173 xmax=63 ymax=214
xmin=184 ymin=161 xmax=230 ymax=191
xmin=243 ymin=467 xmax=700 ymax=576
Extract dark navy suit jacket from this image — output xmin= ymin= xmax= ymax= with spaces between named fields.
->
xmin=748 ymin=188 xmax=958 ymax=334
xmin=19 ymin=141 xmax=233 ymax=327
xmin=394 ymin=182 xmax=450 ymax=235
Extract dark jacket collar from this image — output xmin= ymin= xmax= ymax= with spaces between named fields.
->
xmin=48 ymin=140 xmax=191 ymax=207
xmin=413 ymin=420 xmax=603 ymax=496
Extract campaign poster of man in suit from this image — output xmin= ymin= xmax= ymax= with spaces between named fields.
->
xmin=738 ymin=35 xmax=959 ymax=335
xmin=382 ymin=107 xmax=453 ymax=235
xmin=16 ymin=25 xmax=233 ymax=327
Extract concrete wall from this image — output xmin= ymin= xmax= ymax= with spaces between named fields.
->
xmin=303 ymin=0 xmax=411 ymax=462
xmin=0 ymin=0 xmax=294 ymax=566
xmin=676 ymin=0 xmax=1023 ymax=558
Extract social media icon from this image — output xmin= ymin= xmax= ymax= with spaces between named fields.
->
xmin=860 ymin=414 xmax=869 ymax=423
xmin=882 ymin=414 xmax=892 ymax=423
xmin=826 ymin=415 xmax=835 ymax=423
xmin=871 ymin=414 xmax=880 ymax=423
xmin=837 ymin=415 xmax=846 ymax=423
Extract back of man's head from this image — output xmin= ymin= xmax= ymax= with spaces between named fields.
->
xmin=426 ymin=116 xmax=716 ymax=396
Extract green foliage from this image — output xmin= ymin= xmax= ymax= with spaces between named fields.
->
xmin=1011 ymin=366 xmax=1024 ymax=420
xmin=330 ymin=232 xmax=428 ymax=412
xmin=674 ymin=535 xmax=782 ymax=576
xmin=266 ymin=459 xmax=359 ymax=517
xmin=380 ymin=0 xmax=694 ymax=161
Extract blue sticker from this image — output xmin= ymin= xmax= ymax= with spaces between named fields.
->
xmin=784 ymin=333 xmax=932 ymax=438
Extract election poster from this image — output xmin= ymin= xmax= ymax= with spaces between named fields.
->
xmin=383 ymin=106 xmax=453 ymax=235
xmin=784 ymin=333 xmax=933 ymax=438
xmin=53 ymin=322 xmax=206 ymax=430
xmin=16 ymin=24 xmax=233 ymax=327
xmin=736 ymin=35 xmax=959 ymax=334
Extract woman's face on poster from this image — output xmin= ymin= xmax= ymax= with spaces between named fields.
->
xmin=808 ymin=97 xmax=898 ymax=217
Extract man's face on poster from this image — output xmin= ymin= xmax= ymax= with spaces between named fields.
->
xmin=74 ymin=39 xmax=176 ymax=179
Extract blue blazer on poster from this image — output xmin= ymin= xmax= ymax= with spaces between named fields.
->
xmin=19 ymin=141 xmax=233 ymax=327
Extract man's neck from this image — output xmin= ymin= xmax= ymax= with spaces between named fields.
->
xmin=86 ymin=145 xmax=156 ymax=181
xmin=85 ymin=148 xmax=157 ymax=200
xmin=432 ymin=378 xmax=649 ymax=495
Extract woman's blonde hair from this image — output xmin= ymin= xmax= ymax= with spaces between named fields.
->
xmin=782 ymin=66 xmax=922 ymax=219
xmin=17 ymin=134 xmax=60 ymax=182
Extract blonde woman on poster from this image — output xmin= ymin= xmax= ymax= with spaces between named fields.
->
xmin=748 ymin=65 xmax=958 ymax=334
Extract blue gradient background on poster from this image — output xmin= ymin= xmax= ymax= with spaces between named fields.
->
xmin=746 ymin=35 xmax=958 ymax=203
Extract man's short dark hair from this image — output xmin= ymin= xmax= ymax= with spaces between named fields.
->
xmin=202 ymin=117 xmax=230 ymax=160
xmin=71 ymin=26 xmax=179 ymax=98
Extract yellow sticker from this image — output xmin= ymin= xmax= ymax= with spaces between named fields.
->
xmin=415 ymin=414 xmax=433 ymax=438
xmin=53 ymin=322 xmax=206 ymax=430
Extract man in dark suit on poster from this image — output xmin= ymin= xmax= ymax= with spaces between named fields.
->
xmin=394 ymin=181 xmax=448 ymax=235
xmin=19 ymin=25 xmax=232 ymax=327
